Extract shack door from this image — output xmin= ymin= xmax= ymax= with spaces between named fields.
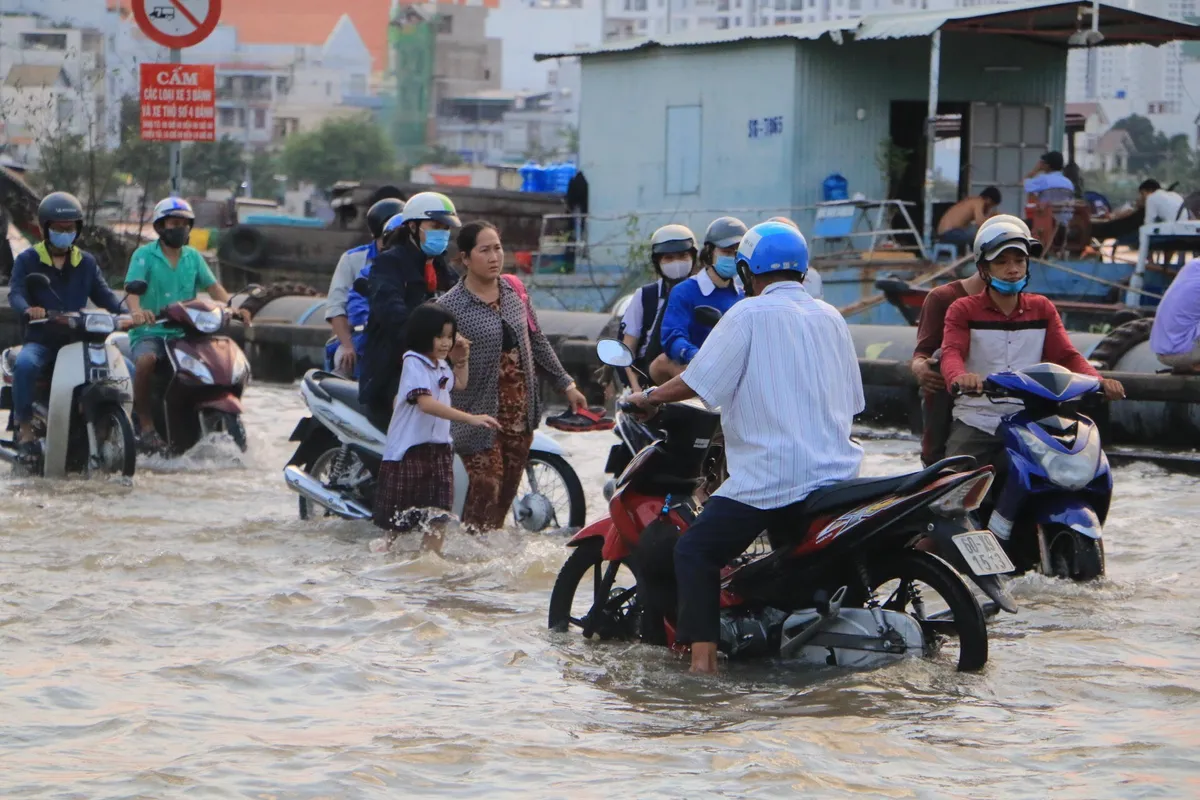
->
xmin=967 ymin=103 xmax=1051 ymax=217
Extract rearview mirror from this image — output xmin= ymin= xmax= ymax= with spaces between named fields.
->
xmin=124 ymin=279 xmax=148 ymax=296
xmin=596 ymin=338 xmax=634 ymax=368
xmin=24 ymin=272 xmax=51 ymax=294
xmin=353 ymin=277 xmax=370 ymax=296
xmin=693 ymin=305 xmax=723 ymax=327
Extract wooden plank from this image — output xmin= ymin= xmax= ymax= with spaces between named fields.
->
xmin=837 ymin=255 xmax=972 ymax=319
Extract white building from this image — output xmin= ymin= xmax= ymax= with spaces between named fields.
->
xmin=486 ymin=0 xmax=601 ymax=92
xmin=179 ymin=16 xmax=374 ymax=149
xmin=0 ymin=14 xmax=125 ymax=166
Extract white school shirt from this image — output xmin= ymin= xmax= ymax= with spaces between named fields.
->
xmin=682 ymin=281 xmax=865 ymax=510
xmin=619 ymin=279 xmax=666 ymax=357
xmin=382 ymin=351 xmax=455 ymax=462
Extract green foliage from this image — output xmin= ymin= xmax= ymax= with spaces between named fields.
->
xmin=877 ymin=137 xmax=912 ymax=199
xmin=184 ymin=136 xmax=245 ymax=194
xmin=415 ymin=144 xmax=464 ymax=168
xmin=280 ymin=114 xmax=395 ymax=189
xmin=1113 ymin=114 xmax=1175 ymax=173
xmin=248 ymin=149 xmax=280 ymax=201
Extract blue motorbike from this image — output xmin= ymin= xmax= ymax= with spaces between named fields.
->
xmin=971 ymin=362 xmax=1111 ymax=582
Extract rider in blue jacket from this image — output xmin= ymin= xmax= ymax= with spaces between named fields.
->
xmin=649 ymin=217 xmax=746 ymax=385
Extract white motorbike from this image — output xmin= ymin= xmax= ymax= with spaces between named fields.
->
xmin=284 ymin=368 xmax=586 ymax=531
xmin=0 ymin=274 xmax=136 ymax=478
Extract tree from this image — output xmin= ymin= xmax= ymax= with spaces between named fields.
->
xmin=279 ymin=113 xmax=395 ymax=189
xmin=248 ymin=148 xmax=280 ymax=200
xmin=114 ymin=96 xmax=170 ymax=238
xmin=1112 ymin=114 xmax=1170 ymax=172
xmin=184 ymin=136 xmax=245 ymax=194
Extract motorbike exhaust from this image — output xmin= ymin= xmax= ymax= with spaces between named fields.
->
xmin=284 ymin=465 xmax=372 ymax=521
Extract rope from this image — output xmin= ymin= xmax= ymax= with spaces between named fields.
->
xmin=1031 ymin=257 xmax=1163 ymax=301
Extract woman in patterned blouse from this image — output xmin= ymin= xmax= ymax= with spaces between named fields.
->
xmin=438 ymin=222 xmax=588 ymax=529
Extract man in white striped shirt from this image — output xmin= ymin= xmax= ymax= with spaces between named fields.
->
xmin=628 ymin=221 xmax=864 ymax=673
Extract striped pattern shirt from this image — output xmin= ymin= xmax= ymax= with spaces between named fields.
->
xmin=682 ymin=281 xmax=865 ymax=510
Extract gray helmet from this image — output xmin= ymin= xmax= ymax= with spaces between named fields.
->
xmin=650 ymin=223 xmax=697 ymax=256
xmin=704 ymin=216 xmax=748 ymax=249
xmin=38 ymin=191 xmax=84 ymax=235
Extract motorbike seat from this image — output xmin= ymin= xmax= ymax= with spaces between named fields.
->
xmin=304 ymin=370 xmax=389 ymax=431
xmin=801 ymin=455 xmax=977 ymax=516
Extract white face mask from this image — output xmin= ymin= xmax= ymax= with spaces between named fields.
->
xmin=660 ymin=259 xmax=691 ymax=281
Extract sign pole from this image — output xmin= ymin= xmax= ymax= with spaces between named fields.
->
xmin=169 ymin=47 xmax=183 ymax=197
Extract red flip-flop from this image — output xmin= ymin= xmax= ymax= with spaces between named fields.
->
xmin=546 ymin=406 xmax=615 ymax=432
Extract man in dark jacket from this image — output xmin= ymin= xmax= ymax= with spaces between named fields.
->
xmin=358 ymin=191 xmax=461 ymax=419
xmin=8 ymin=192 xmax=126 ymax=450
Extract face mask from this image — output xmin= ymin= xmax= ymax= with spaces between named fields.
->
xmin=988 ymin=274 xmax=1029 ymax=295
xmin=713 ymin=255 xmax=738 ymax=279
xmin=48 ymin=230 xmax=76 ymax=250
xmin=160 ymin=227 xmax=190 ymax=249
xmin=421 ymin=229 xmax=451 ymax=256
xmin=660 ymin=259 xmax=691 ymax=281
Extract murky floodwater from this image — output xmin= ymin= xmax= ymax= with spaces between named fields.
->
xmin=1 ymin=384 xmax=1197 ymax=798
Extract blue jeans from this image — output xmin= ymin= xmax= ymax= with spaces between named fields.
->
xmin=673 ymin=495 xmax=808 ymax=644
xmin=13 ymin=342 xmax=54 ymax=424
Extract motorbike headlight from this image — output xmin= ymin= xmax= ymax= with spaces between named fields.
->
xmin=84 ymin=313 xmax=116 ymax=334
xmin=186 ymin=307 xmax=223 ymax=334
xmin=175 ymin=350 xmax=214 ymax=385
xmin=231 ymin=350 xmax=250 ymax=385
xmin=1015 ymin=426 xmax=1100 ymax=491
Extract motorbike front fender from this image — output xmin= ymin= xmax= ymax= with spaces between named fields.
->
xmin=568 ymin=516 xmax=611 ymax=547
xmin=196 ymin=394 xmax=244 ymax=415
xmin=1035 ymin=498 xmax=1103 ymax=540
xmin=531 ymin=429 xmax=564 ymax=456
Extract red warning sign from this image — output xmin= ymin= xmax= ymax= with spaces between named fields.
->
xmin=139 ymin=63 xmax=216 ymax=142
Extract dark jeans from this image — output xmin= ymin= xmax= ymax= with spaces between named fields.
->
xmin=937 ymin=227 xmax=974 ymax=255
xmin=674 ymin=495 xmax=806 ymax=645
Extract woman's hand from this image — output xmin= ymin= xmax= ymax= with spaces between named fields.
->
xmin=564 ymin=385 xmax=587 ymax=412
xmin=450 ymin=334 xmax=471 ymax=363
xmin=470 ymin=413 xmax=501 ymax=430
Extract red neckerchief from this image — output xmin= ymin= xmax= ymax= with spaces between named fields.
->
xmin=424 ymin=258 xmax=437 ymax=293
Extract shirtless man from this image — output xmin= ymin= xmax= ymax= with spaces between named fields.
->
xmin=937 ymin=187 xmax=1001 ymax=255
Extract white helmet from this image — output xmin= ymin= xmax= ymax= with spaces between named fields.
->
xmin=973 ymin=215 xmax=1041 ymax=265
xmin=399 ymin=191 xmax=461 ymax=228
xmin=650 ymin=223 xmax=697 ymax=256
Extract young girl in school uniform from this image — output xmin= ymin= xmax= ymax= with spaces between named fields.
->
xmin=373 ymin=303 xmax=500 ymax=535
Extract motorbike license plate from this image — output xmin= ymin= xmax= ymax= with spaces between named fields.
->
xmin=952 ymin=531 xmax=1015 ymax=576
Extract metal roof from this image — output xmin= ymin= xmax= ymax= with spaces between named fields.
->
xmin=535 ymin=0 xmax=1200 ymax=61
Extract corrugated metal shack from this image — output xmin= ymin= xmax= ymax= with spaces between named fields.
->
xmin=537 ymin=1 xmax=1200 ymax=257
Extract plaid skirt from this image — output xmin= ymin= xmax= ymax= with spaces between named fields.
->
xmin=373 ymin=443 xmax=454 ymax=532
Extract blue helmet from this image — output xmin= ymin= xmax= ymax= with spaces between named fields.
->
xmin=382 ymin=213 xmax=406 ymax=235
xmin=735 ymin=221 xmax=809 ymax=276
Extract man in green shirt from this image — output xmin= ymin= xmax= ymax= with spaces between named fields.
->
xmin=125 ymin=197 xmax=250 ymax=451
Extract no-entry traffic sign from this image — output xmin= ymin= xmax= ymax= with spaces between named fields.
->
xmin=134 ymin=0 xmax=222 ymax=50
xmin=139 ymin=63 xmax=216 ymax=142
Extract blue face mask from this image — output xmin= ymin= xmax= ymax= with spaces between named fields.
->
xmin=713 ymin=255 xmax=738 ymax=279
xmin=48 ymin=230 xmax=76 ymax=250
xmin=421 ymin=229 xmax=451 ymax=257
xmin=989 ymin=275 xmax=1029 ymax=295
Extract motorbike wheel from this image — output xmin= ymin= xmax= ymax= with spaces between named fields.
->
xmin=868 ymin=551 xmax=989 ymax=672
xmin=1048 ymin=526 xmax=1105 ymax=582
xmin=515 ymin=452 xmax=586 ymax=531
xmin=548 ymin=538 xmax=641 ymax=640
xmin=87 ymin=405 xmax=136 ymax=478
xmin=298 ymin=445 xmax=370 ymax=521
xmin=200 ymin=410 xmax=247 ymax=452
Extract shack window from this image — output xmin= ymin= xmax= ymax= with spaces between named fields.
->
xmin=665 ymin=105 xmax=701 ymax=195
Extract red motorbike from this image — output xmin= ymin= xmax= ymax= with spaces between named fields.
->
xmin=122 ymin=280 xmax=251 ymax=453
xmin=549 ymin=349 xmax=1016 ymax=672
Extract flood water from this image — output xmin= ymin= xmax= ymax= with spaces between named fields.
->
xmin=1 ymin=384 xmax=1197 ymax=798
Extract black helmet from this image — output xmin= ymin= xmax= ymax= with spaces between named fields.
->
xmin=38 ymin=191 xmax=84 ymax=237
xmin=366 ymin=198 xmax=406 ymax=240
xmin=703 ymin=216 xmax=748 ymax=249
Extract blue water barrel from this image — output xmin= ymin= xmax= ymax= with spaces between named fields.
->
xmin=823 ymin=173 xmax=848 ymax=202
xmin=519 ymin=160 xmax=539 ymax=192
